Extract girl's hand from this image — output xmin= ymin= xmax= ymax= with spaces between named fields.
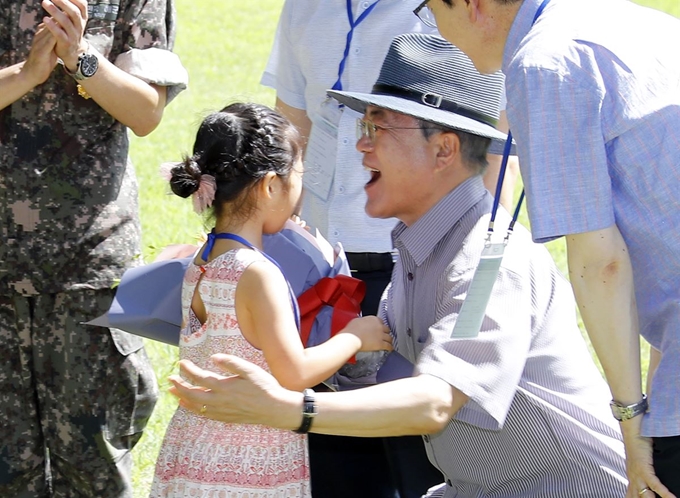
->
xmin=290 ymin=214 xmax=310 ymax=231
xmin=343 ymin=316 xmax=393 ymax=352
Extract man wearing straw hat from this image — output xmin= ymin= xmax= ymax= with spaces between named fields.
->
xmin=168 ymin=34 xmax=628 ymax=496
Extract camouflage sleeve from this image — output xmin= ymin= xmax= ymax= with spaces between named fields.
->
xmin=113 ymin=0 xmax=188 ymax=103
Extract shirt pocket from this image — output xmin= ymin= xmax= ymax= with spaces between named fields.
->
xmin=85 ymin=0 xmax=121 ymax=58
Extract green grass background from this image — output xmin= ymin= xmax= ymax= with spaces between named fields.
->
xmin=128 ymin=1 xmax=680 ymax=495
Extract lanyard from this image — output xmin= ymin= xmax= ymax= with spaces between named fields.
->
xmin=200 ymin=231 xmax=301 ymax=331
xmin=451 ymin=0 xmax=551 ymax=340
xmin=331 ymin=0 xmax=381 ymax=91
xmin=487 ymin=130 xmax=525 ymax=242
xmin=487 ymin=0 xmax=551 ymax=242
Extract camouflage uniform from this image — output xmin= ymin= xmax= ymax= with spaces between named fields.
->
xmin=0 ymin=1 xmax=186 ymax=496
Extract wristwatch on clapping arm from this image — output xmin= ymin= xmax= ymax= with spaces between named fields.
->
xmin=62 ymin=44 xmax=99 ymax=99
xmin=63 ymin=43 xmax=99 ymax=80
xmin=72 ymin=50 xmax=99 ymax=80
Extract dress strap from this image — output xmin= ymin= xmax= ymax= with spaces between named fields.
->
xmin=201 ymin=230 xmax=301 ymax=331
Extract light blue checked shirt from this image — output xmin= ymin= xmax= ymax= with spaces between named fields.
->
xmin=503 ymin=0 xmax=680 ymax=437
xmin=383 ymin=177 xmax=626 ymax=497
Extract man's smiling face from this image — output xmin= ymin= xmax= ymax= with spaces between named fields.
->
xmin=356 ymin=106 xmax=441 ymax=226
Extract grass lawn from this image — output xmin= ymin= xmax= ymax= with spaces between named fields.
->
xmin=128 ymin=1 xmax=678 ymax=495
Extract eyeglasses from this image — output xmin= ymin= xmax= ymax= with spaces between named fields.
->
xmin=356 ymin=118 xmax=425 ymax=143
xmin=413 ymin=0 xmax=437 ymax=28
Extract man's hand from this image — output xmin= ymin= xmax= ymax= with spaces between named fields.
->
xmin=169 ymin=355 xmax=301 ymax=429
xmin=21 ymin=25 xmax=58 ymax=87
xmin=41 ymin=0 xmax=88 ymax=71
xmin=622 ymin=416 xmax=676 ymax=498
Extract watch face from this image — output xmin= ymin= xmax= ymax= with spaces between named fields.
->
xmin=79 ymin=53 xmax=98 ymax=78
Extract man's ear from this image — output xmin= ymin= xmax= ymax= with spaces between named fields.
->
xmin=434 ymin=131 xmax=461 ymax=172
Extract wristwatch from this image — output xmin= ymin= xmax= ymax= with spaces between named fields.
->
xmin=294 ymin=388 xmax=317 ymax=434
xmin=610 ymin=394 xmax=648 ymax=422
xmin=65 ymin=45 xmax=99 ymax=81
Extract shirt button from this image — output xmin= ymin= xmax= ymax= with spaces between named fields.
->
xmin=353 ymin=47 xmax=361 ymax=55
xmin=362 ymin=1 xmax=369 ymax=8
xmin=407 ymin=272 xmax=414 ymax=281
xmin=342 ymin=138 xmax=349 ymax=145
xmin=338 ymin=186 xmax=345 ymax=194
xmin=333 ymin=230 xmax=339 ymax=237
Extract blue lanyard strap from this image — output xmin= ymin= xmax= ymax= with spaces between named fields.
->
xmin=487 ymin=0 xmax=550 ymax=241
xmin=201 ymin=231 xmax=301 ymax=331
xmin=533 ymin=0 xmax=551 ymax=23
xmin=331 ymin=0 xmax=380 ymax=91
xmin=488 ymin=131 xmax=525 ymax=242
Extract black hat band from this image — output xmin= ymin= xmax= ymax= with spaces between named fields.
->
xmin=371 ymin=84 xmax=498 ymax=128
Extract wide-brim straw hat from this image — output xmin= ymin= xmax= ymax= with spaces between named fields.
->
xmin=328 ymin=33 xmax=514 ymax=155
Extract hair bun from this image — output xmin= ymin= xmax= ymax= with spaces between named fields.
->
xmin=168 ymin=156 xmax=203 ymax=199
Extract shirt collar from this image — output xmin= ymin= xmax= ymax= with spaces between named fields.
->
xmin=392 ymin=175 xmax=488 ymax=266
xmin=502 ymin=0 xmax=546 ymax=74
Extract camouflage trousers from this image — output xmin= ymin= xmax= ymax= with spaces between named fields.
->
xmin=0 ymin=289 xmax=159 ymax=497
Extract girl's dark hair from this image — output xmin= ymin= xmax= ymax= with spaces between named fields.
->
xmin=168 ymin=102 xmax=302 ymax=220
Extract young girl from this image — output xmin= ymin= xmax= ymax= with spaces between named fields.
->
xmin=149 ymin=103 xmax=392 ymax=497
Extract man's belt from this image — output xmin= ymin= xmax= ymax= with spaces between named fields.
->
xmin=346 ymin=252 xmax=394 ymax=273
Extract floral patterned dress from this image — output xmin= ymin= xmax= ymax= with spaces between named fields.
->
xmin=150 ymin=249 xmax=310 ymax=497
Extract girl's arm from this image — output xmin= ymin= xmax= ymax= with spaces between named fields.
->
xmin=236 ymin=261 xmax=392 ymax=391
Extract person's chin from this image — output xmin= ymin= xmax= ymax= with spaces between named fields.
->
xmin=364 ymin=201 xmax=391 ymax=220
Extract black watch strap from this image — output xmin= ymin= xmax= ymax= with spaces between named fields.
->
xmin=294 ymin=388 xmax=317 ymax=434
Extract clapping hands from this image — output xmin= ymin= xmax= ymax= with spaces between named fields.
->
xmin=41 ymin=0 xmax=88 ymax=72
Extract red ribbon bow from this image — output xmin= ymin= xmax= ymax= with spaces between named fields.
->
xmin=297 ymin=275 xmax=366 ymax=364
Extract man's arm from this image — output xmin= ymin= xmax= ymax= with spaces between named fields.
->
xmin=274 ymin=98 xmax=312 ymax=214
xmin=43 ymin=0 xmax=167 ymax=136
xmin=170 ymin=354 xmax=468 ymax=437
xmin=275 ymin=97 xmax=312 ymax=150
xmin=566 ymin=225 xmax=642 ymax=409
xmin=566 ymin=225 xmax=674 ymax=498
xmin=0 ymin=26 xmax=57 ymax=110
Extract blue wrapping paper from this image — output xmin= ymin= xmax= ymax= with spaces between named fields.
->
xmin=86 ymin=221 xmax=351 ymax=348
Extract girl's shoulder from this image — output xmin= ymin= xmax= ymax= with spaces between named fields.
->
xmin=190 ymin=247 xmax=273 ymax=282
xmin=231 ymin=247 xmax=270 ymax=266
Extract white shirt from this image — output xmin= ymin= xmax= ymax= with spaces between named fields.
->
xmin=261 ymin=0 xmax=439 ymax=253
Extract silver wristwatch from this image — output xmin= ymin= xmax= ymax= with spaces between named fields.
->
xmin=610 ymin=394 xmax=648 ymax=422
xmin=64 ymin=45 xmax=99 ymax=81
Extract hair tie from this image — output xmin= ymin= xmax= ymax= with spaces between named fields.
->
xmin=192 ymin=174 xmax=217 ymax=214
xmin=159 ymin=161 xmax=216 ymax=214
xmin=159 ymin=161 xmax=178 ymax=181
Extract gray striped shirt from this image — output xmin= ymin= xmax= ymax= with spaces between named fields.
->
xmin=383 ymin=176 xmax=627 ymax=497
